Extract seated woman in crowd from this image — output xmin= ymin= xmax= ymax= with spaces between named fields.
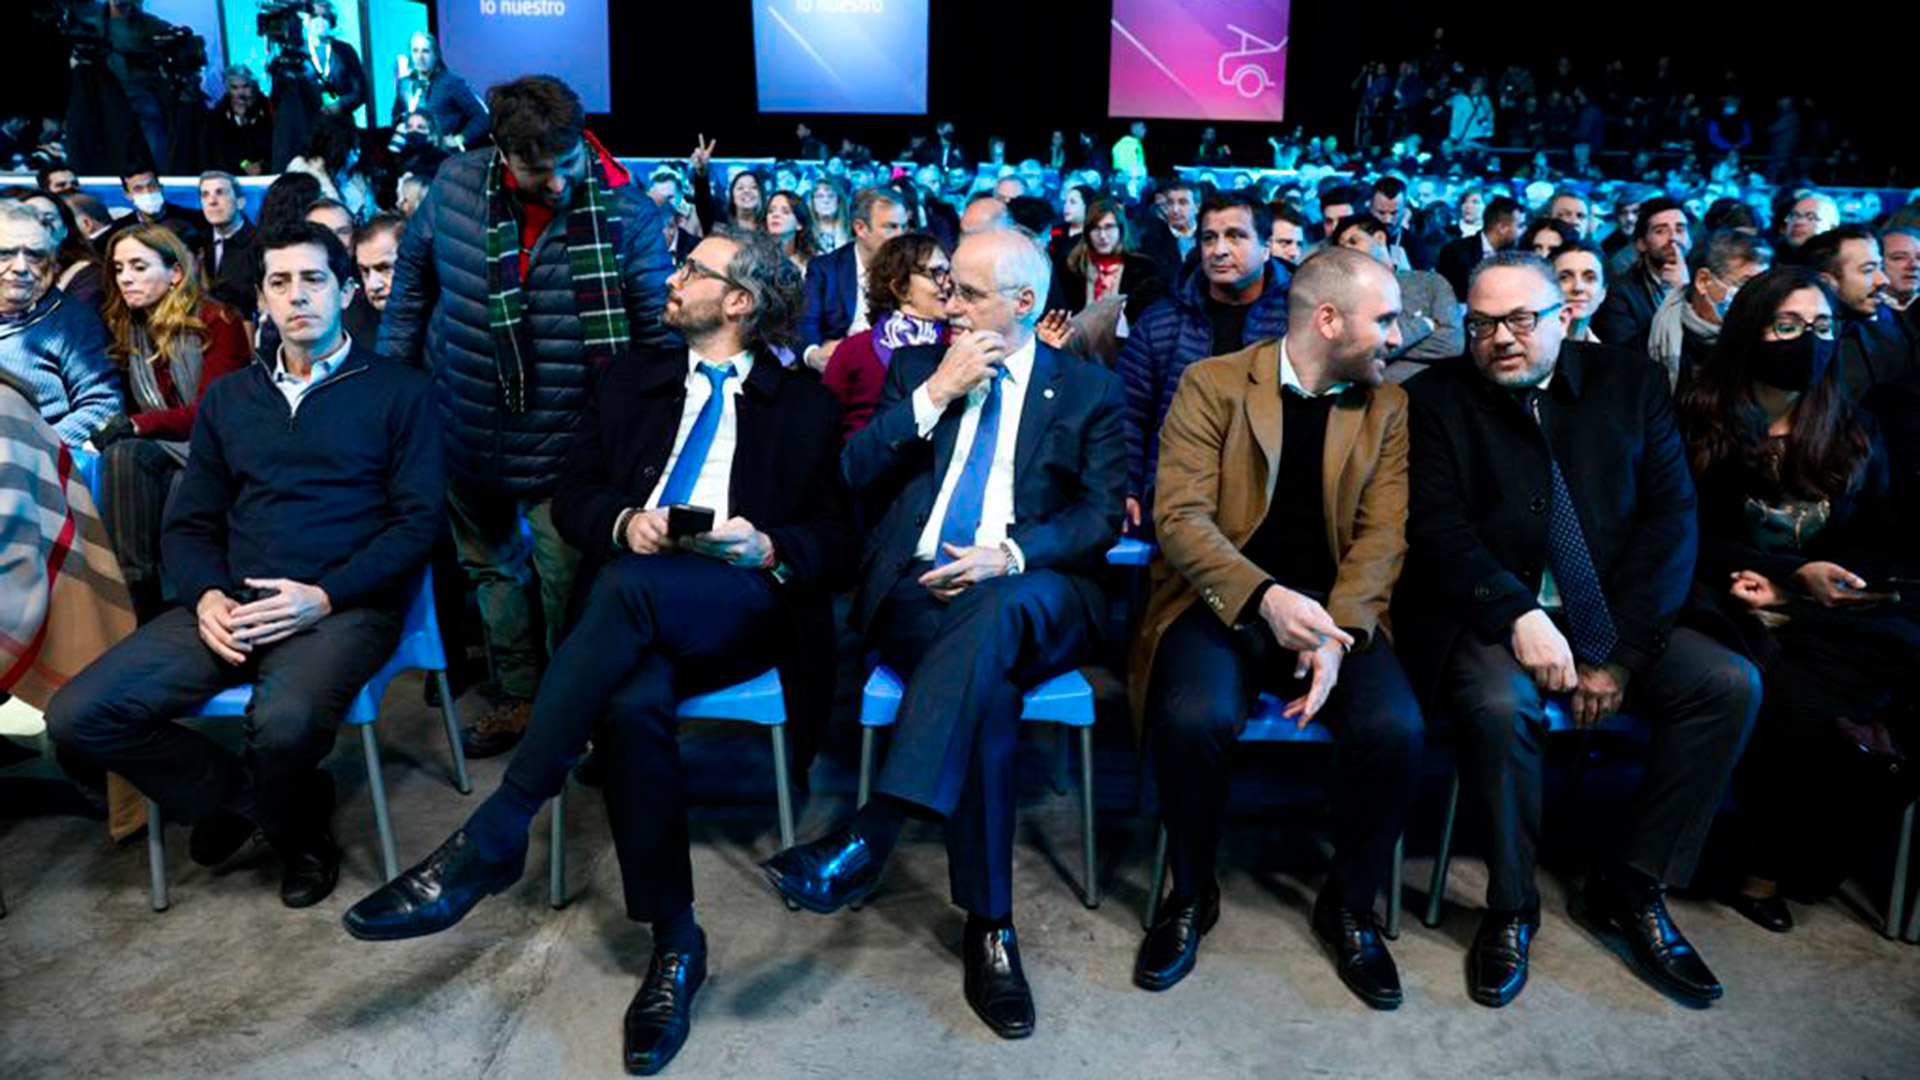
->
xmin=285 ymin=116 xmax=375 ymax=223
xmin=820 ymin=232 xmax=949 ymax=442
xmin=810 ymin=176 xmax=852 ymax=254
xmin=689 ymin=143 xmax=765 ymax=237
xmin=1550 ymin=238 xmax=1609 ymax=343
xmin=1051 ymin=196 xmax=1165 ymax=328
xmin=764 ymin=191 xmax=813 ymax=273
xmin=1676 ymin=266 xmax=1918 ymax=933
xmin=92 ymin=225 xmax=250 ymax=623
xmin=0 ymin=186 xmax=106 ymax=314
xmin=1050 ymin=183 xmax=1099 ymax=263
xmin=1520 ymin=217 xmax=1574 ymax=261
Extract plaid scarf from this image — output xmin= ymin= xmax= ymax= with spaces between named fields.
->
xmin=484 ymin=146 xmax=632 ymax=413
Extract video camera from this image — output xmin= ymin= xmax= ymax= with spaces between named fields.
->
xmin=257 ymin=0 xmax=314 ymax=81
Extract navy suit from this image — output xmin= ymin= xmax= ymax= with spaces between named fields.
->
xmin=843 ymin=340 xmax=1127 ymax=917
xmin=798 ymin=242 xmax=861 ymax=356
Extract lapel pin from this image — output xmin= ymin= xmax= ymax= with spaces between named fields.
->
xmin=1043 ymin=387 xmax=1056 ymax=399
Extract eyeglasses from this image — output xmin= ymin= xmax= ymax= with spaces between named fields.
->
xmin=1784 ymin=210 xmax=1825 ymax=224
xmin=952 ymin=281 xmax=1024 ymax=305
xmin=679 ymin=257 xmax=743 ymax=290
xmin=914 ymin=264 xmax=952 ymax=286
xmin=1769 ymin=314 xmax=1835 ymax=341
xmin=0 ymin=246 xmax=53 ymax=269
xmin=1465 ymin=301 xmax=1564 ymax=340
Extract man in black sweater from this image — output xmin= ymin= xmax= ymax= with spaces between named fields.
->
xmin=48 ymin=223 xmax=443 ymax=910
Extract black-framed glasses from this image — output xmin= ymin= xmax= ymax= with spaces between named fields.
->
xmin=1465 ymin=301 xmax=1564 ymax=340
xmin=1769 ymin=314 xmax=1835 ymax=341
xmin=914 ymin=264 xmax=952 ymax=286
xmin=952 ymin=281 xmax=1024 ymax=305
xmin=679 ymin=257 xmax=743 ymax=290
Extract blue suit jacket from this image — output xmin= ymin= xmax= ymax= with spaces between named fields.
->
xmin=798 ymin=242 xmax=860 ymax=355
xmin=841 ymin=340 xmax=1128 ymax=635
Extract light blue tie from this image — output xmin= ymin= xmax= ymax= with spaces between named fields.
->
xmin=658 ymin=362 xmax=736 ymax=506
xmin=934 ymin=373 xmax=1004 ymax=566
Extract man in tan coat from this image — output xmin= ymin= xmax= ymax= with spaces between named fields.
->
xmin=1128 ymin=248 xmax=1423 ymax=1010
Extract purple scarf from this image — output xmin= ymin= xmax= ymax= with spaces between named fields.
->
xmin=872 ymin=311 xmax=943 ymax=369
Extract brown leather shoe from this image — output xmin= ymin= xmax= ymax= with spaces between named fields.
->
xmin=461 ymin=697 xmax=533 ymax=759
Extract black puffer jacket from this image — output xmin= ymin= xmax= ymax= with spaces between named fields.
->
xmin=378 ymin=147 xmax=674 ymax=496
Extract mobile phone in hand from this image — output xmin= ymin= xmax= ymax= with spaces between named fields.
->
xmin=666 ymin=504 xmax=716 ymax=539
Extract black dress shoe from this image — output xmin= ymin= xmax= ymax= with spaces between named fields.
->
xmin=759 ymin=825 xmax=883 ymax=914
xmin=189 ymin=809 xmax=258 ymax=867
xmin=624 ymin=930 xmax=708 ymax=1076
xmin=1583 ymin=876 xmax=1724 ymax=1004
xmin=274 ymin=775 xmax=340 ymax=909
xmin=1311 ymin=892 xmax=1403 ymax=1010
xmin=1467 ymin=908 xmax=1538 ymax=1008
xmin=1724 ymin=892 xmax=1793 ymax=934
xmin=963 ymin=924 xmax=1035 ymax=1039
xmin=1135 ymin=887 xmax=1219 ymax=991
xmin=342 ymin=829 xmax=527 ymax=941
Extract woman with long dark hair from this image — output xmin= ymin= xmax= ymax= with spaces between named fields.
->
xmin=92 ymin=225 xmax=250 ymax=622
xmin=763 ymin=190 xmax=813 ymax=273
xmin=1676 ymin=265 xmax=1918 ymax=933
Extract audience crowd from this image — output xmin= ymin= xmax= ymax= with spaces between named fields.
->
xmin=2 ymin=21 xmax=1918 ymax=1080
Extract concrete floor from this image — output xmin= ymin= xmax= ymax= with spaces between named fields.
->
xmin=3 ymin=674 xmax=1918 ymax=1080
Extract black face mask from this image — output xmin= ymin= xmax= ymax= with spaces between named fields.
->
xmin=1752 ymin=334 xmax=1832 ymax=392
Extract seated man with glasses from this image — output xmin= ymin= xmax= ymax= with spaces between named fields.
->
xmin=1394 ymin=251 xmax=1760 ymax=1009
xmin=0 ymin=201 xmax=121 ymax=448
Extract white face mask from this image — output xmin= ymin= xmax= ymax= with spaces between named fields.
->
xmin=131 ymin=191 xmax=165 ymax=216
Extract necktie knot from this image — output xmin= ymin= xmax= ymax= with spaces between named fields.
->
xmin=698 ymin=361 xmax=735 ymax=387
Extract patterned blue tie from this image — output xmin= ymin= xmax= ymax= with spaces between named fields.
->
xmin=934 ymin=372 xmax=1004 ymax=566
xmin=658 ymin=361 xmax=736 ymax=507
xmin=1530 ymin=391 xmax=1619 ymax=666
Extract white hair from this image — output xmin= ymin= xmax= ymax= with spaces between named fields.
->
xmin=0 ymin=200 xmax=55 ymax=248
xmin=975 ymin=227 xmax=1052 ymax=328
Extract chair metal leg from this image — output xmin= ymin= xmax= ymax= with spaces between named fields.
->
xmin=549 ymin=783 xmax=568 ymax=910
xmin=1385 ymin=834 xmax=1404 ymax=940
xmin=146 ymin=798 xmax=169 ymax=912
xmin=1889 ymin=800 xmax=1914 ymax=940
xmin=857 ymin=727 xmax=876 ymax=808
xmin=1423 ymin=770 xmax=1461 ymax=928
xmin=1144 ymin=823 xmax=1169 ymax=930
xmin=360 ymin=726 xmax=400 ymax=881
xmin=1079 ymin=725 xmax=1099 ymax=908
xmin=0 ymin=869 xmax=6 ymax=918
xmin=770 ymin=725 xmax=800 ymax=912
xmin=1051 ymin=726 xmax=1070 ymax=795
xmin=436 ymin=671 xmax=472 ymax=795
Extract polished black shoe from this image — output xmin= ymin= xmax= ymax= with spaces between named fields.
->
xmin=623 ymin=930 xmax=708 ymax=1076
xmin=1466 ymin=908 xmax=1538 ymax=1008
xmin=759 ymin=825 xmax=883 ymax=914
xmin=1583 ymin=875 xmax=1723 ymax=1004
xmin=1134 ymin=887 xmax=1220 ymax=991
xmin=1311 ymin=892 xmax=1403 ymax=1010
xmin=963 ymin=925 xmax=1035 ymax=1039
xmin=189 ymin=808 xmax=258 ymax=867
xmin=274 ymin=774 xmax=340 ymax=909
xmin=342 ymin=829 xmax=527 ymax=941
xmin=1724 ymin=892 xmax=1793 ymax=934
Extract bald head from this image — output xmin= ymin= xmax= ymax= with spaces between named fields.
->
xmin=1289 ymin=246 xmax=1398 ymax=325
xmin=960 ymin=195 xmax=1013 ymax=235
xmin=948 ymin=227 xmax=1051 ymax=342
xmin=1286 ymin=247 xmax=1402 ymax=388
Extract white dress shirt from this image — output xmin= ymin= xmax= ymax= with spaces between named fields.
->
xmin=848 ymin=248 xmax=872 ymax=335
xmin=644 ymin=348 xmax=754 ymax=521
xmin=271 ymin=332 xmax=353 ymax=416
xmin=910 ymin=335 xmax=1036 ymax=569
xmin=1278 ymin=337 xmax=1351 ymax=398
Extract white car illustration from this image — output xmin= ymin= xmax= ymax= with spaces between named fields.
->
xmin=1218 ymin=24 xmax=1287 ymax=99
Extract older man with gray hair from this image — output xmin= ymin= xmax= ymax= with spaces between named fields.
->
xmin=0 ymin=201 xmax=120 ymax=447
xmin=763 ymin=227 xmax=1127 ymax=1041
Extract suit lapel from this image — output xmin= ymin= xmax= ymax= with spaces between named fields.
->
xmin=1320 ymin=390 xmax=1365 ymax=555
xmin=926 ymin=348 xmax=965 ymax=497
xmin=1245 ymin=341 xmax=1283 ymax=503
xmin=1013 ymin=343 xmax=1062 ymax=491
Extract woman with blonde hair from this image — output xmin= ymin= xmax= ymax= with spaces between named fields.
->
xmin=93 ymin=224 xmax=250 ymax=622
xmin=810 ymin=175 xmax=853 ymax=254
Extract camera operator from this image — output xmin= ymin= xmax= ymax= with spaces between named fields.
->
xmin=61 ymin=0 xmax=178 ymax=174
xmin=267 ymin=0 xmax=367 ymax=172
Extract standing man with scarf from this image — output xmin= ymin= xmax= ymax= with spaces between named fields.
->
xmin=379 ymin=75 xmax=673 ymax=757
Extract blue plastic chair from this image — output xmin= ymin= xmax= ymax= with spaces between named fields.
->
xmin=546 ymin=667 xmax=798 ymax=910
xmin=1106 ymin=537 xmax=1154 ymax=567
xmin=144 ymin=566 xmax=468 ymax=911
xmin=856 ymin=663 xmax=1101 ymax=908
xmin=1141 ymin=694 xmax=1408 ymax=939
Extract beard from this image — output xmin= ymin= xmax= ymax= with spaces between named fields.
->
xmin=664 ymin=292 xmax=726 ymax=337
xmin=1477 ymin=343 xmax=1555 ymax=388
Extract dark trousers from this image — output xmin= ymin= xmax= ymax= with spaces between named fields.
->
xmin=499 ymin=554 xmax=776 ymax=922
xmin=1440 ymin=626 xmax=1759 ymax=912
xmin=870 ymin=565 xmax=1099 ymax=919
xmin=1148 ymin=605 xmax=1424 ymax=910
xmin=45 ymin=605 xmax=400 ymax=836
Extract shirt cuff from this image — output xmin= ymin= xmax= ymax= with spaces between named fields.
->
xmin=1001 ymin=537 xmax=1026 ymax=575
xmin=611 ymin=507 xmax=638 ymax=550
xmin=804 ymin=344 xmax=825 ymax=369
xmin=911 ymin=384 xmax=942 ymax=438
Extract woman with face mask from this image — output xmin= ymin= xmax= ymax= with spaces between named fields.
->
xmin=91 ymin=225 xmax=250 ymax=622
xmin=1676 ymin=266 xmax=1918 ymax=935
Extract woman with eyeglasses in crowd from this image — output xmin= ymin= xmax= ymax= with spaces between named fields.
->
xmin=820 ymin=232 xmax=950 ymax=442
xmin=92 ymin=224 xmax=249 ymax=623
xmin=1053 ymin=196 xmax=1165 ymax=328
xmin=1675 ymin=265 xmax=1918 ymax=934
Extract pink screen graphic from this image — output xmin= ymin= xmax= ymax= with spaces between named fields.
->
xmin=1109 ymin=0 xmax=1290 ymax=122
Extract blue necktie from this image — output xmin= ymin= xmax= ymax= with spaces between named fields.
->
xmin=658 ymin=361 xmax=736 ymax=507
xmin=934 ymin=373 xmax=1004 ymax=566
xmin=1530 ymin=391 xmax=1619 ymax=666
